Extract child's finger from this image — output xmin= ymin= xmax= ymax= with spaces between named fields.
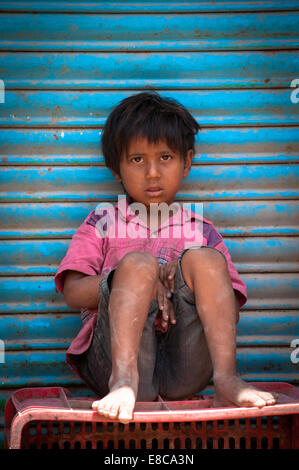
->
xmin=161 ymin=299 xmax=176 ymax=327
xmin=164 ymin=266 xmax=172 ymax=291
xmin=166 ymin=273 xmax=172 ymax=292
xmin=167 ymin=273 xmax=174 ymax=293
xmin=168 ymin=301 xmax=176 ymax=325
xmin=167 ymin=265 xmax=176 ymax=293
xmin=159 ymin=264 xmax=165 ymax=280
xmin=157 ymin=283 xmax=165 ymax=312
xmin=162 ymin=290 xmax=169 ymax=318
xmin=162 ymin=290 xmax=174 ymax=327
xmin=159 ymin=265 xmax=169 ymax=290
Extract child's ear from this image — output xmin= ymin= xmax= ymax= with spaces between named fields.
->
xmin=111 ymin=169 xmax=122 ymax=183
xmin=183 ymin=149 xmax=193 ymax=178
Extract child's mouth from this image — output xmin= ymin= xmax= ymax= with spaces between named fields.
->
xmin=145 ymin=187 xmax=163 ymax=197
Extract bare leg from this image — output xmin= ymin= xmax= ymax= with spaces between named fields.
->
xmin=181 ymin=247 xmax=276 ymax=408
xmin=92 ymin=252 xmax=159 ymax=422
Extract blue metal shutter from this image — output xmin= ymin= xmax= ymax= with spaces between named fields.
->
xmin=0 ymin=0 xmax=298 ymax=446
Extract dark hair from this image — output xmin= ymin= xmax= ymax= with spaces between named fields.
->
xmin=101 ymin=91 xmax=200 ymax=175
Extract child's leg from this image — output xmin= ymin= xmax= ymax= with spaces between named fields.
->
xmin=180 ymin=247 xmax=276 ymax=408
xmin=92 ymin=252 xmax=159 ymax=422
xmin=157 ymin=255 xmax=213 ymax=401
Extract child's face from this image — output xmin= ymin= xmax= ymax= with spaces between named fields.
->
xmin=111 ymin=136 xmax=193 ymax=209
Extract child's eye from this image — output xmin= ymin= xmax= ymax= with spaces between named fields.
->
xmin=161 ymin=154 xmax=172 ymax=161
xmin=131 ymin=156 xmax=143 ymax=163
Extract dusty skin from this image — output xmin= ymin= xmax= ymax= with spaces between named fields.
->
xmin=212 ymin=374 xmax=277 ymax=408
xmin=91 ymin=377 xmax=277 ymax=423
xmin=90 ymin=250 xmax=276 ymax=423
xmin=91 ymin=252 xmax=158 ymax=424
xmin=92 ymin=385 xmax=136 ymax=423
xmin=89 ymin=133 xmax=276 ymax=422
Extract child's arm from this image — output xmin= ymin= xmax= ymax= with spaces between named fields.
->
xmin=63 ymin=270 xmax=105 ymax=310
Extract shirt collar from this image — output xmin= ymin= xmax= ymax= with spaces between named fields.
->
xmin=115 ymin=195 xmax=203 ymax=232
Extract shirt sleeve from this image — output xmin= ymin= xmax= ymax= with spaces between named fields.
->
xmin=54 ymin=210 xmax=105 ymax=295
xmin=204 ymin=221 xmax=247 ymax=308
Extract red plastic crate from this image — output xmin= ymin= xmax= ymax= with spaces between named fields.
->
xmin=4 ymin=382 xmax=299 ymax=449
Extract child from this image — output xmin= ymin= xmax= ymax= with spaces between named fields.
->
xmin=54 ymin=91 xmax=276 ymax=423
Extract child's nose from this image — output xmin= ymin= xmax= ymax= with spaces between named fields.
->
xmin=145 ymin=163 xmax=160 ymax=178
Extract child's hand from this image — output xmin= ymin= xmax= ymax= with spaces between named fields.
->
xmin=156 ymin=278 xmax=176 ymax=329
xmin=159 ymin=260 xmax=177 ymax=296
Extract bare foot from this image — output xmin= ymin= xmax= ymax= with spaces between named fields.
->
xmin=92 ymin=385 xmax=136 ymax=423
xmin=213 ymin=374 xmax=276 ymax=408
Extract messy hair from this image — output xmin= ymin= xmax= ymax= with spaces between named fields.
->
xmin=101 ymin=91 xmax=200 ymax=176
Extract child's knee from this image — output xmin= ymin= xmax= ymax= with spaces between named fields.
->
xmin=119 ymin=251 xmax=159 ymax=279
xmin=183 ymin=246 xmax=227 ymax=275
xmin=180 ymin=247 xmax=228 ymax=291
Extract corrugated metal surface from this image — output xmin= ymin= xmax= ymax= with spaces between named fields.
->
xmin=0 ymin=0 xmax=298 ymax=446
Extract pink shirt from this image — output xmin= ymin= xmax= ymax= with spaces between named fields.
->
xmin=54 ymin=196 xmax=247 ymax=375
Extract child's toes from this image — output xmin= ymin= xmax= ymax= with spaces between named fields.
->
xmin=118 ymin=404 xmax=134 ymax=423
xmin=108 ymin=405 xmax=120 ymax=419
xmin=266 ymin=395 xmax=276 ymax=405
xmin=92 ymin=399 xmax=110 ymax=416
xmin=102 ymin=407 xmax=112 ymax=417
xmin=92 ymin=400 xmax=102 ymax=412
xmin=257 ymin=391 xmax=276 ymax=405
xmin=251 ymin=395 xmax=267 ymax=408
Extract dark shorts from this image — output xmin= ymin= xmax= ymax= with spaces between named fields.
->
xmin=76 ymin=246 xmax=213 ymax=401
